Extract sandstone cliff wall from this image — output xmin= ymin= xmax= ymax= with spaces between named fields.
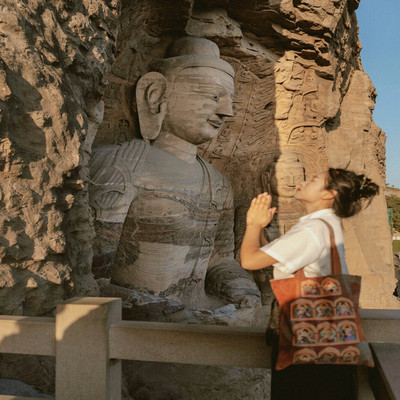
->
xmin=0 ymin=0 xmax=118 ymax=315
xmin=0 ymin=0 xmax=397 ymax=321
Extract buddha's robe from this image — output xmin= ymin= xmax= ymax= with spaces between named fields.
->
xmin=89 ymin=139 xmax=260 ymax=307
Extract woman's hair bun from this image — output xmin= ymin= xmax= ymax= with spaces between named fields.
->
xmin=357 ymin=174 xmax=379 ymax=200
xmin=327 ymin=168 xmax=380 ymax=218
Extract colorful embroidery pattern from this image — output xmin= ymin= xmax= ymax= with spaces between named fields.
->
xmin=293 ymin=346 xmax=360 ymax=365
xmin=290 ymin=279 xmax=360 ymax=365
xmin=290 ymin=297 xmax=355 ymax=321
xmin=292 ymin=321 xmax=359 ymax=346
xmin=301 ymin=277 xmax=341 ymax=297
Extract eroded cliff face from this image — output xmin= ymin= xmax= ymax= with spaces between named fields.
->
xmin=0 ymin=0 xmax=118 ymax=315
xmin=0 ymin=0 xmax=396 ymax=319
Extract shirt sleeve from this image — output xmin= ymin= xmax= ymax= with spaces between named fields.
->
xmin=260 ymin=221 xmax=325 ymax=275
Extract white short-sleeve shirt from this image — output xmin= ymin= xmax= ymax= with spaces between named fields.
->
xmin=260 ymin=208 xmax=348 ymax=280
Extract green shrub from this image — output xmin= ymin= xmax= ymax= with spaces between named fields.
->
xmin=393 ymin=240 xmax=400 ymax=253
xmin=386 ymin=196 xmax=400 ymax=232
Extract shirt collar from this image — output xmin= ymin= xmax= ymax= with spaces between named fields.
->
xmin=299 ymin=208 xmax=336 ymax=222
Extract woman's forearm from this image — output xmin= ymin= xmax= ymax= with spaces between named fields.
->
xmin=240 ymin=225 xmax=276 ymax=270
xmin=259 ymin=229 xmax=268 ymax=246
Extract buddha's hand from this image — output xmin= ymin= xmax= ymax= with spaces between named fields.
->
xmin=205 ymin=262 xmax=261 ymax=308
xmin=223 ymin=281 xmax=261 ymax=309
xmin=246 ymin=192 xmax=277 ymax=229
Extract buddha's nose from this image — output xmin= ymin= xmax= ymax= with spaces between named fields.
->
xmin=216 ymin=95 xmax=234 ymax=118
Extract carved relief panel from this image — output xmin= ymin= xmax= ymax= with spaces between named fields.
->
xmin=198 ymin=54 xmax=331 ymax=252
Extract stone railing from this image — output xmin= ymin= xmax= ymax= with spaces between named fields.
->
xmin=0 ymin=297 xmax=399 ymax=400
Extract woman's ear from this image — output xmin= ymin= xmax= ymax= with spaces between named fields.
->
xmin=136 ymin=72 xmax=168 ymax=141
xmin=322 ymin=189 xmax=338 ymax=200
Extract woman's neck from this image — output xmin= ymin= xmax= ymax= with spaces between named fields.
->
xmin=303 ymin=200 xmax=334 ymax=215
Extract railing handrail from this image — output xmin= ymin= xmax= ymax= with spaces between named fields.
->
xmin=0 ymin=298 xmax=399 ymax=399
xmin=0 ymin=307 xmax=399 ymax=358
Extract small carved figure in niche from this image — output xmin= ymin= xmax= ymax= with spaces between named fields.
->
xmin=118 ymin=119 xmax=130 ymax=129
xmin=301 ymin=69 xmax=319 ymax=121
xmin=251 ymin=152 xmax=305 ymax=302
xmin=261 ymin=151 xmax=305 ymax=241
xmin=89 ymin=37 xmax=260 ymax=309
xmin=114 ymin=119 xmax=131 ymax=143
xmin=262 ymin=151 xmax=305 ymax=200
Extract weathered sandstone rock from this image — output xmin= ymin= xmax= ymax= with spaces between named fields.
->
xmin=0 ymin=0 xmax=118 ymax=392
xmin=0 ymin=0 xmax=118 ymax=315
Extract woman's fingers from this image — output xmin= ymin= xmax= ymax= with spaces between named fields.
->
xmin=265 ymin=193 xmax=272 ymax=208
xmin=250 ymin=193 xmax=271 ymax=211
xmin=246 ymin=193 xmax=276 ymax=227
xmin=269 ymin=207 xmax=277 ymax=218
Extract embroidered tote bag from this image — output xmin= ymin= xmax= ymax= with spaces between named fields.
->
xmin=270 ymin=219 xmax=374 ymax=371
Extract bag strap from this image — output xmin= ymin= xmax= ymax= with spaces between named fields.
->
xmin=294 ymin=218 xmax=342 ymax=278
xmin=318 ymin=218 xmax=342 ymax=275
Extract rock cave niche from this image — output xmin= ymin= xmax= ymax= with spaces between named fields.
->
xmin=87 ymin=1 xmax=397 ymax=399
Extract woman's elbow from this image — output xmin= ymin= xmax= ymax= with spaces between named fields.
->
xmin=240 ymin=254 xmax=251 ymax=270
xmin=240 ymin=254 xmax=258 ymax=270
xmin=241 ymin=260 xmax=252 ymax=270
xmin=240 ymin=250 xmax=276 ymax=271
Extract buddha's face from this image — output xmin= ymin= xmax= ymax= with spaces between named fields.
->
xmin=161 ymin=67 xmax=234 ymax=145
xmin=270 ymin=164 xmax=304 ymax=198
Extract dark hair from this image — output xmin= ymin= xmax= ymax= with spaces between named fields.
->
xmin=325 ymin=168 xmax=379 ymax=218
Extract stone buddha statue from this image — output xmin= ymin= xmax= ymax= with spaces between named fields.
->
xmin=261 ymin=151 xmax=305 ymax=240
xmin=89 ymin=37 xmax=260 ymax=309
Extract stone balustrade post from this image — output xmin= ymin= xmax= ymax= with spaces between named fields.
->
xmin=55 ymin=297 xmax=122 ymax=400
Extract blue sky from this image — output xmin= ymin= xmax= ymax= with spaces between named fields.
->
xmin=356 ymin=0 xmax=400 ymax=188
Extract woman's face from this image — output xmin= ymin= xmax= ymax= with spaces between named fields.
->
xmin=294 ymin=172 xmax=329 ymax=203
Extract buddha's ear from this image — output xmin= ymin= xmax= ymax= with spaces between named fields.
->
xmin=261 ymin=171 xmax=270 ymax=192
xmin=136 ymin=72 xmax=168 ymax=141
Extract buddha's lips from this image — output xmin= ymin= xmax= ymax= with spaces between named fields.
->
xmin=208 ymin=119 xmax=223 ymax=128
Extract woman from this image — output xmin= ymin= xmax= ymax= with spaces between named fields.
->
xmin=240 ymin=168 xmax=379 ymax=400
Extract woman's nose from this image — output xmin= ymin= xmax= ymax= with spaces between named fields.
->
xmin=298 ymin=181 xmax=306 ymax=187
